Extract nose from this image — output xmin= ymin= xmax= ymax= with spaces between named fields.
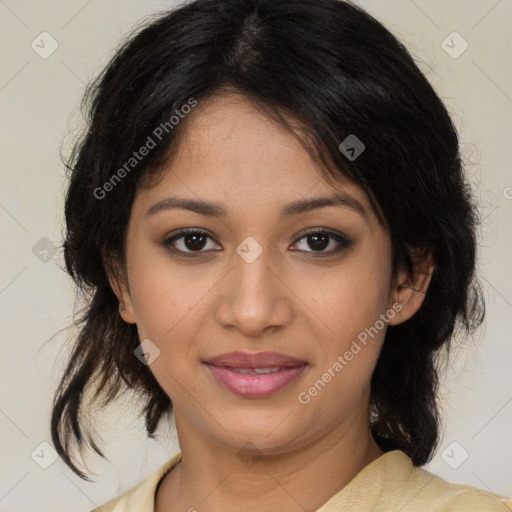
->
xmin=215 ymin=244 xmax=294 ymax=339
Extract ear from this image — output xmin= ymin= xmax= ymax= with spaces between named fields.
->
xmin=102 ymin=250 xmax=136 ymax=324
xmin=387 ymin=248 xmax=435 ymax=326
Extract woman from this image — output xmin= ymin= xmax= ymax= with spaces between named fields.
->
xmin=51 ymin=0 xmax=512 ymax=510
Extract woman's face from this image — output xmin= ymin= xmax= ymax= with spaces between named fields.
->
xmin=118 ymin=93 xmax=414 ymax=456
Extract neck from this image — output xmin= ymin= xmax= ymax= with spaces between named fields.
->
xmin=155 ymin=414 xmax=384 ymax=512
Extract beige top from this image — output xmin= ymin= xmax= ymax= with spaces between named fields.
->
xmin=91 ymin=450 xmax=512 ymax=511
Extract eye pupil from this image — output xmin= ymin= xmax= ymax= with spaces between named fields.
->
xmin=185 ymin=233 xmax=206 ymax=251
xmin=308 ymin=233 xmax=329 ymax=251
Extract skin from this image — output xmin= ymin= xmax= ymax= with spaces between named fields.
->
xmin=112 ymin=92 xmax=432 ymax=512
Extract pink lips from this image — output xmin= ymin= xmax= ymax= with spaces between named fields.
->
xmin=204 ymin=351 xmax=307 ymax=398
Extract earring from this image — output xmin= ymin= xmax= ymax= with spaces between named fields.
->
xmin=119 ymin=303 xmax=126 ymax=313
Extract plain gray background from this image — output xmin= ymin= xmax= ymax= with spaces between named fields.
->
xmin=0 ymin=1 xmax=511 ymax=511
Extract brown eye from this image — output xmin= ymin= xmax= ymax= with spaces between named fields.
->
xmin=163 ymin=229 xmax=221 ymax=255
xmin=183 ymin=233 xmax=207 ymax=251
xmin=307 ymin=233 xmax=329 ymax=251
xmin=292 ymin=229 xmax=353 ymax=256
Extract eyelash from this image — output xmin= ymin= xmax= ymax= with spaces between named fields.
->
xmin=162 ymin=228 xmax=353 ymax=258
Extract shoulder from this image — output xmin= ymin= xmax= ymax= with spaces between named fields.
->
xmin=379 ymin=451 xmax=512 ymax=511
xmin=318 ymin=450 xmax=512 ymax=512
xmin=89 ymin=452 xmax=182 ymax=512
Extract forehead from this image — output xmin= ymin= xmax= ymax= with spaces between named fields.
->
xmin=135 ymin=92 xmax=372 ymax=219
xmin=173 ymin=93 xmax=324 ymax=185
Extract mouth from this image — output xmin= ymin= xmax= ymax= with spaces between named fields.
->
xmin=203 ymin=351 xmax=308 ymax=398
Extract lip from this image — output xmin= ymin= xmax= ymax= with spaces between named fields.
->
xmin=204 ymin=351 xmax=308 ymax=398
xmin=205 ymin=351 xmax=307 ymax=369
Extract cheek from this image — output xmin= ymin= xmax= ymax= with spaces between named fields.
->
xmin=126 ymin=252 xmax=211 ymax=400
xmin=126 ymin=246 xmax=209 ymax=348
xmin=292 ymin=247 xmax=391 ymax=396
xmin=296 ymin=256 xmax=391 ymax=343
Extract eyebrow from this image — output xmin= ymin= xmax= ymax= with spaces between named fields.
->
xmin=146 ymin=193 xmax=367 ymax=219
